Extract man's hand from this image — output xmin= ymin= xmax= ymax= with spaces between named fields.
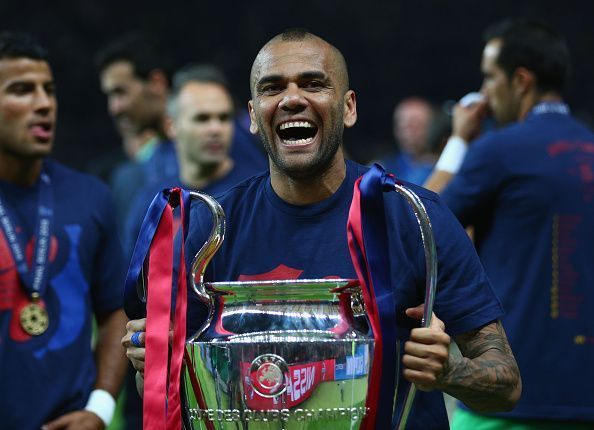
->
xmin=402 ymin=304 xmax=451 ymax=391
xmin=452 ymin=99 xmax=489 ymax=142
xmin=121 ymin=318 xmax=146 ymax=375
xmin=42 ymin=410 xmax=104 ymax=430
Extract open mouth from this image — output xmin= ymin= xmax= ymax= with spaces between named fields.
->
xmin=30 ymin=122 xmax=53 ymax=142
xmin=276 ymin=121 xmax=318 ymax=145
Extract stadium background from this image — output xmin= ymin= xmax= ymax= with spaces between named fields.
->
xmin=1 ymin=0 xmax=592 ymax=171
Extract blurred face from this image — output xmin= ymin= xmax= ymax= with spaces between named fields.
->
xmin=248 ymin=38 xmax=356 ymax=179
xmin=172 ymin=82 xmax=234 ymax=166
xmin=393 ymin=100 xmax=432 ymax=156
xmin=100 ymin=60 xmax=163 ymax=137
xmin=0 ymin=58 xmax=56 ymax=159
xmin=480 ymin=39 xmax=520 ymax=125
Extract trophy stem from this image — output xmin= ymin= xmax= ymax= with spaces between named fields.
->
xmin=391 ymin=183 xmax=438 ymax=430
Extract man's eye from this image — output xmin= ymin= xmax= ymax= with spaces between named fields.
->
xmin=305 ymin=81 xmax=324 ymax=89
xmin=261 ymin=85 xmax=281 ymax=94
xmin=8 ymin=83 xmax=32 ymax=94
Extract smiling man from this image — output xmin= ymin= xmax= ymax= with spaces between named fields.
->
xmin=123 ymin=29 xmax=520 ymax=429
xmin=0 ymin=32 xmax=128 ymax=429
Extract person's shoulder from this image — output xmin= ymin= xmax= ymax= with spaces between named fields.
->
xmin=346 ymin=159 xmax=370 ymax=178
xmin=213 ymin=171 xmax=269 ymax=202
xmin=192 ymin=171 xmax=268 ymax=217
xmin=394 ymin=179 xmax=441 ymax=206
xmin=47 ymin=159 xmax=110 ymax=194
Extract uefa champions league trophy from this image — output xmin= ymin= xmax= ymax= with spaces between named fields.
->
xmin=182 ymin=179 xmax=437 ymax=430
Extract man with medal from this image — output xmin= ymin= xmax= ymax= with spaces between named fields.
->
xmin=0 ymin=32 xmax=128 ymax=429
xmin=123 ymin=29 xmax=522 ymax=429
xmin=425 ymin=19 xmax=594 ymax=429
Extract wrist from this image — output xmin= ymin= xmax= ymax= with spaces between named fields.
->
xmin=435 ymin=135 xmax=468 ymax=173
xmin=85 ymin=389 xmax=116 ymax=427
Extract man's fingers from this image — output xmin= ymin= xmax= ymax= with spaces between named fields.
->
xmin=402 ymin=353 xmax=447 ymax=373
xmin=402 ymin=369 xmax=437 ymax=392
xmin=42 ymin=413 xmax=70 ymax=430
xmin=129 ymin=356 xmax=145 ymax=374
xmin=126 ymin=318 xmax=146 ymax=333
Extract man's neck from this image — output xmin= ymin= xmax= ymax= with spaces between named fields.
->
xmin=0 ymin=153 xmax=43 ymax=186
xmin=179 ymin=158 xmax=233 ymax=189
xmin=270 ymin=154 xmax=346 ymax=205
xmin=519 ymin=91 xmax=563 ymax=120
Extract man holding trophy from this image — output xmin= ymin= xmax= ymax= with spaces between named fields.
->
xmin=123 ymin=30 xmax=521 ymax=429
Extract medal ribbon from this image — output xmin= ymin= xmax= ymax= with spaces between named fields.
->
xmin=347 ymin=164 xmax=398 ymax=430
xmin=124 ymin=188 xmax=190 ymax=430
xmin=0 ymin=167 xmax=53 ymax=301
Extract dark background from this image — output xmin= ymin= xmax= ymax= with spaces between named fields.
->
xmin=2 ymin=0 xmax=593 ymax=171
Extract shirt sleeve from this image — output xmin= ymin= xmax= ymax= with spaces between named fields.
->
xmin=427 ymin=195 xmax=504 ymax=335
xmin=441 ymin=132 xmax=505 ymax=227
xmin=387 ymin=188 xmax=504 ymax=336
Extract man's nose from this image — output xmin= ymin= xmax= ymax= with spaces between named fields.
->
xmin=279 ymin=83 xmax=307 ymax=112
xmin=33 ymin=87 xmax=54 ymax=114
xmin=108 ymin=97 xmax=125 ymax=116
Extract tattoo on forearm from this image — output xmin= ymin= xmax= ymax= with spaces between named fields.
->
xmin=441 ymin=321 xmax=521 ymax=413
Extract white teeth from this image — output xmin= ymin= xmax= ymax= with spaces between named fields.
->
xmin=282 ymin=137 xmax=314 ymax=145
xmin=279 ymin=121 xmax=314 ymax=130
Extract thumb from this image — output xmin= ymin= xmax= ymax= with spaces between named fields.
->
xmin=405 ymin=304 xmax=446 ymax=331
xmin=405 ymin=303 xmax=425 ymax=320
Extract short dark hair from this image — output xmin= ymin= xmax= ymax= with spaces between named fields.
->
xmin=0 ymin=31 xmax=49 ymax=62
xmin=94 ymin=32 xmax=171 ymax=84
xmin=484 ymin=19 xmax=570 ymax=93
xmin=168 ymin=64 xmax=233 ymax=117
xmin=171 ymin=63 xmax=230 ymax=95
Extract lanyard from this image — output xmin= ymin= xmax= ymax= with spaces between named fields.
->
xmin=0 ymin=167 xmax=53 ymax=300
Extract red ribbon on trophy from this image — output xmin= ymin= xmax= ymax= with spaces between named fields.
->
xmin=124 ymin=188 xmax=190 ymax=429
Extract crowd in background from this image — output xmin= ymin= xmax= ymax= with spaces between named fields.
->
xmin=0 ymin=16 xmax=592 ymax=430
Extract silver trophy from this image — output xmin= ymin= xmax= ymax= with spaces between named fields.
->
xmin=183 ymin=186 xmax=437 ymax=430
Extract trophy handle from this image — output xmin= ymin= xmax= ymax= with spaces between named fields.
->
xmin=189 ymin=191 xmax=226 ymax=302
xmin=392 ymin=183 xmax=438 ymax=430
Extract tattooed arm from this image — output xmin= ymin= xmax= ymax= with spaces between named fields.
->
xmin=443 ymin=320 xmax=521 ymax=412
xmin=403 ymin=305 xmax=521 ymax=413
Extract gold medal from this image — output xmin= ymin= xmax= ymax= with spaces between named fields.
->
xmin=19 ymin=294 xmax=49 ymax=336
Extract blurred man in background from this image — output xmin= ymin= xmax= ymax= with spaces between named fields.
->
xmin=94 ymin=33 xmax=178 ymax=233
xmin=124 ymin=64 xmax=265 ymax=254
xmin=426 ymin=19 xmax=594 ymax=429
xmin=381 ymin=96 xmax=436 ymax=184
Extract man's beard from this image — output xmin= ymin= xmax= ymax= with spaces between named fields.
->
xmin=257 ymin=118 xmax=343 ymax=180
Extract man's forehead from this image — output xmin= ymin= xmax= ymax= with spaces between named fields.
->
xmin=0 ymin=58 xmax=52 ymax=86
xmin=178 ymin=82 xmax=232 ymax=107
xmin=482 ymin=39 xmax=502 ymax=64
xmin=253 ymin=40 xmax=335 ymax=81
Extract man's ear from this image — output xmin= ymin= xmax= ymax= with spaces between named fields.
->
xmin=166 ymin=115 xmax=176 ymax=139
xmin=343 ymin=90 xmax=357 ymax=128
xmin=248 ymin=100 xmax=259 ymax=135
xmin=512 ymin=67 xmax=536 ymax=97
